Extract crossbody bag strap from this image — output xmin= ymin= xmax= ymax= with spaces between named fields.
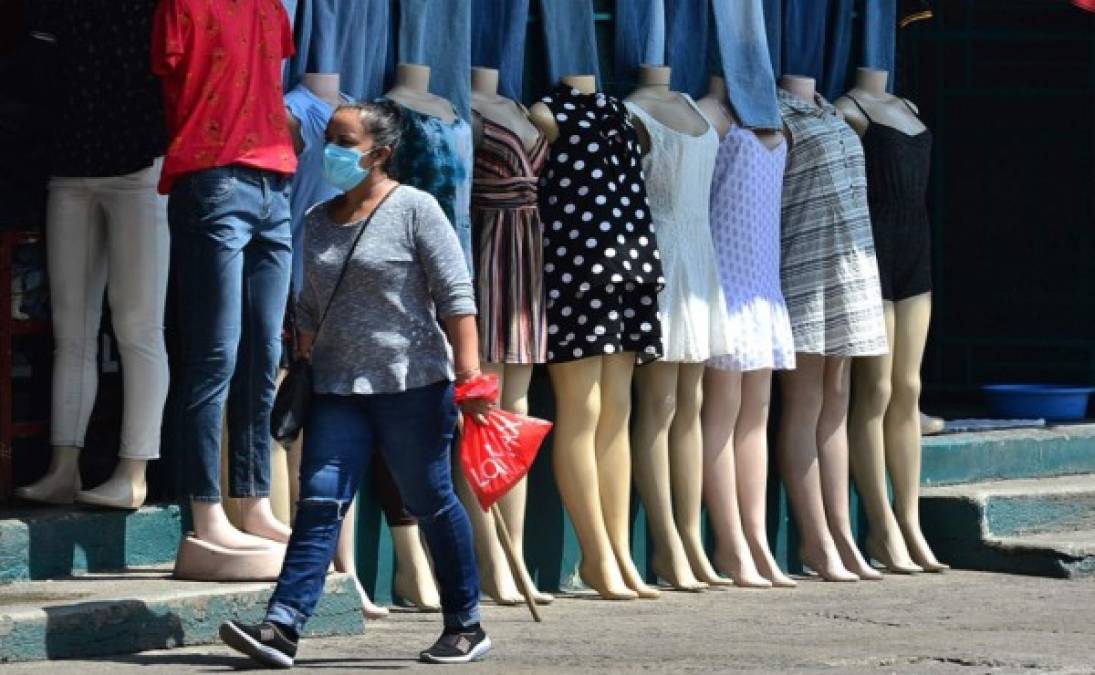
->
xmin=312 ymin=185 xmax=399 ymax=340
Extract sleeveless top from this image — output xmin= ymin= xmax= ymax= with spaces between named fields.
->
xmin=707 ymin=126 xmax=797 ymax=372
xmin=538 ymin=84 xmax=666 ymax=364
xmin=387 ymin=101 xmax=475 ymax=273
xmin=778 ymin=89 xmax=888 ymax=357
xmin=623 ymin=95 xmax=734 ymax=363
xmin=845 ymin=95 xmax=933 ymax=300
xmin=471 ymin=114 xmax=549 ymax=364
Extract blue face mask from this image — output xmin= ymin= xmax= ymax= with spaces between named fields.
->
xmin=323 ymin=144 xmax=378 ymax=193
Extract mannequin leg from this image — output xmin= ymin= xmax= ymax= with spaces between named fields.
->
xmin=736 ymin=370 xmax=796 ymax=587
xmin=333 ymin=497 xmax=389 ymax=619
xmin=887 ymin=294 xmax=948 ymax=572
xmin=632 ymin=362 xmax=704 ymax=590
xmin=19 ymin=180 xmax=104 ymax=504
xmin=191 ymin=500 xmax=281 ymax=550
xmin=849 ymin=304 xmax=921 ymax=573
xmin=700 ymin=368 xmax=770 ymax=587
xmin=817 ymin=357 xmax=882 ymax=580
xmin=494 ymin=364 xmax=553 ymax=603
xmin=599 ymin=354 xmax=659 ymax=598
xmin=777 ymin=356 xmax=858 ymax=581
xmin=671 ymin=363 xmax=730 ymax=586
xmin=548 ymin=358 xmax=636 ymax=600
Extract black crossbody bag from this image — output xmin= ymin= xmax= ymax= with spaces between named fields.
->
xmin=271 ymin=187 xmax=397 ymax=445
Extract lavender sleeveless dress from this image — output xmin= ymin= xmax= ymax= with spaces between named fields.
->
xmin=707 ymin=126 xmax=796 ymax=372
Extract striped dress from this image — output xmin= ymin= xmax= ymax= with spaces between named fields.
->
xmin=471 ymin=115 xmax=549 ymax=364
xmin=778 ymin=89 xmax=888 ymax=357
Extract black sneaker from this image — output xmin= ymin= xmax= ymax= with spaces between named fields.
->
xmin=419 ymin=625 xmax=492 ymax=664
xmin=219 ymin=620 xmax=298 ymax=669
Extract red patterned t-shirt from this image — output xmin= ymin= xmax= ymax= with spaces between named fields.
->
xmin=151 ymin=0 xmax=297 ymax=194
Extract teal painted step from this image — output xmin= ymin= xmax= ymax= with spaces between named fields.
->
xmin=921 ymin=474 xmax=1095 ymax=578
xmin=0 ymin=570 xmax=364 ymax=663
xmin=921 ymin=423 xmax=1095 ymax=486
xmin=0 ymin=506 xmax=182 ymax=584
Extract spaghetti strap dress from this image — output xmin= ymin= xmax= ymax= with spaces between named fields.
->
xmin=471 ymin=114 xmax=549 ymax=364
xmin=778 ymin=89 xmax=888 ymax=357
xmin=845 ymin=95 xmax=933 ymax=302
xmin=623 ymin=95 xmax=734 ymax=363
xmin=707 ymin=126 xmax=797 ymax=372
xmin=538 ymin=84 xmax=666 ymax=364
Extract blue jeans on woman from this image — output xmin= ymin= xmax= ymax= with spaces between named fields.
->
xmin=266 ymin=381 xmax=481 ymax=633
xmin=168 ymin=165 xmax=292 ymax=501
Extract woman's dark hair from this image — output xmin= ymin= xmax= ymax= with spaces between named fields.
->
xmin=336 ymin=100 xmax=403 ymax=173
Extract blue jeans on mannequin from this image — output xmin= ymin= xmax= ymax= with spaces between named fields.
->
xmin=266 ymin=381 xmax=481 ymax=633
xmin=168 ymin=166 xmax=292 ymax=502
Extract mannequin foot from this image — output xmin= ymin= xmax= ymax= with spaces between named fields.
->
xmin=751 ymin=549 xmax=797 ymax=587
xmin=920 ymin=412 xmax=945 ymax=436
xmin=75 ymin=459 xmax=148 ymax=510
xmin=393 ymin=567 xmax=442 ymax=611
xmin=480 ymin=561 xmax=523 ymax=606
xmin=192 ymin=501 xmax=281 ymax=551
xmin=16 ymin=472 xmax=82 ymax=505
xmin=833 ymin=537 xmax=883 ymax=581
xmin=350 ymin=576 xmax=389 ymax=620
xmin=578 ymin=558 xmax=638 ymax=600
xmin=650 ymin=551 xmax=706 ymax=592
xmin=683 ymin=539 xmax=734 ymax=587
xmin=900 ymin=522 xmax=950 ymax=573
xmin=616 ymin=556 xmax=661 ymax=598
xmin=865 ymin=535 xmax=922 ymax=574
xmin=15 ymin=446 xmax=82 ymax=505
xmin=798 ymin=546 xmax=859 ymax=582
xmin=238 ymin=497 xmax=292 ymax=544
xmin=711 ymin=548 xmax=772 ymax=589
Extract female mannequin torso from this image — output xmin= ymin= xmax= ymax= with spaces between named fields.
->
xmin=695 ymin=76 xmax=784 ymax=148
xmin=385 ymin=63 xmax=457 ymax=122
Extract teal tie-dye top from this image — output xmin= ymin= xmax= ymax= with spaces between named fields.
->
xmin=386 ymin=101 xmax=474 ymax=274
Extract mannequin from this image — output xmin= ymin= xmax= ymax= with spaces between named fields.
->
xmin=16 ymin=1 xmax=170 ymax=511
xmin=838 ymin=68 xmax=947 ymax=573
xmin=386 ymin=63 xmax=457 ymax=122
xmin=623 ymin=65 xmax=730 ymax=590
xmin=776 ymin=75 xmax=883 ymax=582
xmin=461 ymin=66 xmax=553 ymax=606
xmin=696 ymin=76 xmax=796 ymax=589
xmin=529 ymin=74 xmax=659 ymax=600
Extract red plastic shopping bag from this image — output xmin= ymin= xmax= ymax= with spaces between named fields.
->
xmin=455 ymin=374 xmax=553 ymax=511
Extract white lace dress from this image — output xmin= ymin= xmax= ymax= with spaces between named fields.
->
xmin=625 ymin=96 xmax=734 ymax=363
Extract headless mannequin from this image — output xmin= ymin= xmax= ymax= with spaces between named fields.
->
xmin=837 ymin=68 xmax=946 ymax=574
xmin=385 ymin=63 xmax=457 ymax=122
xmin=529 ymin=75 xmax=658 ymax=600
xmin=624 ymin=65 xmax=728 ymax=590
xmin=461 ymin=67 xmax=553 ymax=606
xmin=694 ymin=76 xmax=794 ymax=589
xmin=776 ymin=74 xmax=881 ymax=582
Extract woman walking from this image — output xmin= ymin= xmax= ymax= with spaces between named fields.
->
xmin=220 ymin=101 xmax=492 ymax=667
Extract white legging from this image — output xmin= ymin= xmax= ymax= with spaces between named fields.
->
xmin=47 ymin=158 xmax=170 ymax=459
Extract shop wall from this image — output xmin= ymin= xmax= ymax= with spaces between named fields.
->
xmin=901 ymin=1 xmax=1095 ymax=412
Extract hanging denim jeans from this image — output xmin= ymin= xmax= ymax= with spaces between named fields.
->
xmin=536 ymin=0 xmax=601 ymax=88
xmin=710 ymin=0 xmax=782 ymax=129
xmin=471 ymin=0 xmax=530 ymax=101
xmin=665 ymin=0 xmax=710 ymax=97
xmin=863 ymin=0 xmax=897 ymax=91
xmin=400 ymin=0 xmax=472 ymax=120
xmin=762 ymin=0 xmax=782 ymax=76
xmin=287 ymin=0 xmax=392 ymax=100
xmin=822 ymin=0 xmax=855 ymax=99
xmin=615 ymin=0 xmax=665 ymax=85
xmin=781 ymin=0 xmax=828 ymax=83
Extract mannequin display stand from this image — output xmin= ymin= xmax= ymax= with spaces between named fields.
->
xmin=529 ymin=74 xmax=660 ymax=601
xmin=837 ymin=68 xmax=947 ymax=574
xmin=624 ymin=66 xmax=732 ymax=590
xmin=776 ymin=74 xmax=888 ymax=582
xmin=463 ymin=67 xmax=553 ymax=607
xmin=696 ymin=76 xmax=797 ymax=589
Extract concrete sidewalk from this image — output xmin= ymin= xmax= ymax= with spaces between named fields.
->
xmin=6 ymin=570 xmax=1094 ymax=673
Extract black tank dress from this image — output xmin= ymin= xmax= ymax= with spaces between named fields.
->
xmin=847 ymin=96 xmax=933 ymax=302
xmin=538 ymin=84 xmax=665 ymax=364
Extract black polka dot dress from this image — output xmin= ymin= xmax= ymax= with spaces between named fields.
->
xmin=538 ymin=85 xmax=665 ymax=364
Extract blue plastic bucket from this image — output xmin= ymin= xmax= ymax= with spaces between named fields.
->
xmin=981 ymin=384 xmax=1095 ymax=421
